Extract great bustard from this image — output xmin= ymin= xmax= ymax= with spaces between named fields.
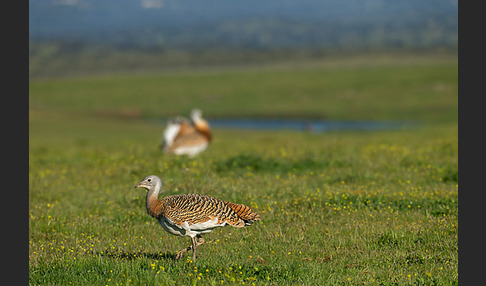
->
xmin=161 ymin=109 xmax=212 ymax=157
xmin=134 ymin=175 xmax=260 ymax=262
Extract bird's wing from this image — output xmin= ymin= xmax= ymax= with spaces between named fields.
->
xmin=162 ymin=121 xmax=182 ymax=148
xmin=162 ymin=194 xmax=259 ymax=229
xmin=162 ymin=117 xmax=197 ymax=149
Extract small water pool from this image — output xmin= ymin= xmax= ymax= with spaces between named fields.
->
xmin=207 ymin=118 xmax=415 ymax=132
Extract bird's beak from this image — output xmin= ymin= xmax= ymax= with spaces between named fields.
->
xmin=134 ymin=182 xmax=145 ymax=188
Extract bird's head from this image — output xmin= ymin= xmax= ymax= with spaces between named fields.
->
xmin=134 ymin=175 xmax=162 ymax=191
xmin=190 ymin=109 xmax=203 ymax=122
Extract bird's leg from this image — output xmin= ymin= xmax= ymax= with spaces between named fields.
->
xmin=191 ymin=236 xmax=198 ymax=262
xmin=191 ymin=235 xmax=205 ymax=262
xmin=175 ymin=235 xmax=204 ymax=261
xmin=175 ymin=245 xmax=191 ymax=260
xmin=176 ymin=241 xmax=193 ymax=260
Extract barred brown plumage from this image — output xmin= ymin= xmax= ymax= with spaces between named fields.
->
xmin=134 ymin=175 xmax=260 ymax=262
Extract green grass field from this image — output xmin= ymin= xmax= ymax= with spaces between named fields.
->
xmin=29 ymin=53 xmax=458 ymax=285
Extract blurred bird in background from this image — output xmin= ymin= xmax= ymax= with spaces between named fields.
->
xmin=160 ymin=109 xmax=212 ymax=157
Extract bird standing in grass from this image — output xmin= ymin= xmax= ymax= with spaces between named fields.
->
xmin=134 ymin=175 xmax=260 ymax=262
xmin=161 ymin=109 xmax=212 ymax=157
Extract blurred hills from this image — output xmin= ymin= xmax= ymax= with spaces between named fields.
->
xmin=30 ymin=0 xmax=457 ymax=50
xmin=29 ymin=0 xmax=458 ymax=77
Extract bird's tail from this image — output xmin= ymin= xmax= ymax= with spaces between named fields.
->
xmin=224 ymin=201 xmax=260 ymax=227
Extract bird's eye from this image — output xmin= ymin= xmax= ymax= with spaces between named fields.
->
xmin=147 ymin=178 xmax=152 ymax=182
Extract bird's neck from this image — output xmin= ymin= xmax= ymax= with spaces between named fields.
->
xmin=146 ymin=185 xmax=164 ymax=219
xmin=195 ymin=120 xmax=212 ymax=141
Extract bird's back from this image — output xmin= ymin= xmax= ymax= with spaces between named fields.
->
xmin=158 ymin=194 xmax=260 ymax=228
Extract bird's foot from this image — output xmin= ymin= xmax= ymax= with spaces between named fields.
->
xmin=175 ymin=245 xmax=192 ymax=260
xmin=175 ymin=251 xmax=185 ymax=260
xmin=196 ymin=236 xmax=204 ymax=246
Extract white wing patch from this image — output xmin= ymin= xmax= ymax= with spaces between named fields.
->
xmin=162 ymin=122 xmax=181 ymax=148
